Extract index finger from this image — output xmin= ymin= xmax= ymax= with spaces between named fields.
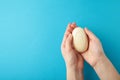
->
xmin=61 ymin=23 xmax=71 ymax=48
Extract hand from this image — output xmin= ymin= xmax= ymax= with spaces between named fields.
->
xmin=61 ymin=23 xmax=84 ymax=69
xmin=61 ymin=23 xmax=84 ymax=80
xmin=81 ymin=28 xmax=105 ymax=67
xmin=82 ymin=28 xmax=120 ymax=80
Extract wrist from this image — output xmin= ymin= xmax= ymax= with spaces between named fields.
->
xmin=93 ymin=53 xmax=120 ymax=80
xmin=66 ymin=65 xmax=83 ymax=80
xmin=66 ymin=64 xmax=83 ymax=73
xmin=93 ymin=54 xmax=107 ymax=69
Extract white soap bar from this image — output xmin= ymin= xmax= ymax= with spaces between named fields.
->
xmin=72 ymin=27 xmax=88 ymax=53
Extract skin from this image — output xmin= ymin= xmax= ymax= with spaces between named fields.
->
xmin=61 ymin=23 xmax=84 ymax=80
xmin=83 ymin=27 xmax=120 ymax=80
xmin=61 ymin=23 xmax=120 ymax=80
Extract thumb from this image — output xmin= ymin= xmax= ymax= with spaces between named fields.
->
xmin=84 ymin=27 xmax=97 ymax=40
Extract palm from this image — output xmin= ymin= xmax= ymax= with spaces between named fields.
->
xmin=61 ymin=23 xmax=84 ymax=69
xmin=62 ymin=41 xmax=84 ymax=69
xmin=81 ymin=29 xmax=104 ymax=66
xmin=71 ymin=50 xmax=84 ymax=69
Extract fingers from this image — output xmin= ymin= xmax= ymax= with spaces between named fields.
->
xmin=66 ymin=22 xmax=76 ymax=33
xmin=62 ymin=31 xmax=70 ymax=47
xmin=61 ymin=24 xmax=71 ymax=48
xmin=84 ymin=27 xmax=97 ymax=40
xmin=62 ymin=23 xmax=76 ymax=48
xmin=65 ymin=23 xmax=71 ymax=34
xmin=71 ymin=22 xmax=76 ymax=28
xmin=66 ymin=34 xmax=73 ymax=50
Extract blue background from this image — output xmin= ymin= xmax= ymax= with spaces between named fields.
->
xmin=0 ymin=0 xmax=120 ymax=80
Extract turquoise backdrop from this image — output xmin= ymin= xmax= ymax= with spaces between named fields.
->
xmin=0 ymin=0 xmax=120 ymax=80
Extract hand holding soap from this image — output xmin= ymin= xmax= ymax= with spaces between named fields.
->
xmin=72 ymin=27 xmax=88 ymax=53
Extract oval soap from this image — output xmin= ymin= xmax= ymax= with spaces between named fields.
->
xmin=72 ymin=27 xmax=88 ymax=53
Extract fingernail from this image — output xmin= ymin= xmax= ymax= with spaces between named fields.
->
xmin=85 ymin=27 xmax=88 ymax=30
xmin=87 ymin=28 xmax=89 ymax=30
xmin=71 ymin=23 xmax=76 ymax=28
xmin=73 ymin=22 xmax=76 ymax=25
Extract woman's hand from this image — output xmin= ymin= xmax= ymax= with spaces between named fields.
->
xmin=82 ymin=28 xmax=120 ymax=80
xmin=81 ymin=28 xmax=105 ymax=67
xmin=61 ymin=23 xmax=84 ymax=80
xmin=61 ymin=23 xmax=120 ymax=80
